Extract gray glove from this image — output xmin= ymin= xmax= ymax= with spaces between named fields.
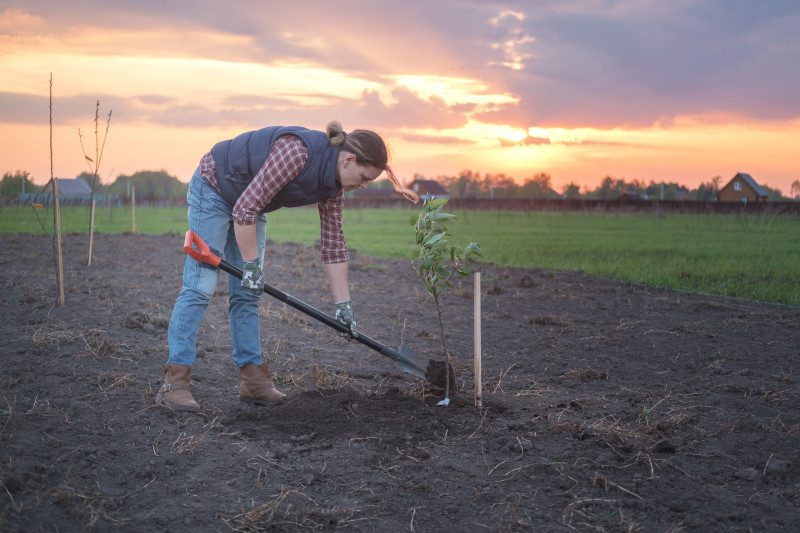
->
xmin=241 ymin=259 xmax=264 ymax=294
xmin=335 ymin=301 xmax=358 ymax=338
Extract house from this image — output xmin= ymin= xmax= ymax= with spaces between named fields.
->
xmin=50 ymin=178 xmax=92 ymax=195
xmin=410 ymin=179 xmax=450 ymax=200
xmin=50 ymin=178 xmax=93 ymax=205
xmin=26 ymin=177 xmax=95 ymax=206
xmin=717 ymin=173 xmax=769 ymax=203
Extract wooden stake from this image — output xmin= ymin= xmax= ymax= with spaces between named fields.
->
xmin=474 ymin=271 xmax=482 ymax=407
xmin=53 ymin=178 xmax=65 ymax=307
xmin=131 ymin=185 xmax=137 ymax=233
xmin=87 ymin=199 xmax=96 ymax=266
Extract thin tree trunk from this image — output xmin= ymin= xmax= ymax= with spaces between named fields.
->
xmin=434 ymin=291 xmax=450 ymax=399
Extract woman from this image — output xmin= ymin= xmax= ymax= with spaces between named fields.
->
xmin=156 ymin=121 xmax=418 ymax=412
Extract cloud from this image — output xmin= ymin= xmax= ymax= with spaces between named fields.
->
xmin=2 ymin=0 xmax=799 ymax=133
xmin=0 ymin=91 xmax=122 ymax=124
xmin=488 ymin=0 xmax=800 ymax=126
xmin=399 ymin=133 xmax=474 ymax=145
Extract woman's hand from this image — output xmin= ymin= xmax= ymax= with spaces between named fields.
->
xmin=241 ymin=259 xmax=265 ymax=294
xmin=335 ymin=300 xmax=357 ymax=338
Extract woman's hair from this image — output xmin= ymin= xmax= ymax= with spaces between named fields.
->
xmin=326 ymin=121 xmax=419 ymax=203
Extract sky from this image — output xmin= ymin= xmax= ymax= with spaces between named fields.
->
xmin=1 ymin=0 xmax=799 ymax=194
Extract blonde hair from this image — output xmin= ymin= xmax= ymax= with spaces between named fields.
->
xmin=326 ymin=121 xmax=419 ymax=203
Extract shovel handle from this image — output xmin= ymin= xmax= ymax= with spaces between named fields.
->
xmin=181 ymin=231 xmax=427 ymax=379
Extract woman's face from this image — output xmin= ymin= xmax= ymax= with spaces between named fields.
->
xmin=337 ymin=152 xmax=382 ymax=192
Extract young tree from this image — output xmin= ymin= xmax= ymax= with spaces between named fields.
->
xmin=411 ymin=198 xmax=482 ymax=402
xmin=78 ymin=100 xmax=112 ymax=218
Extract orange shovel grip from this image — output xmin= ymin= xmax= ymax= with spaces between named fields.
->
xmin=183 ymin=230 xmax=221 ymax=267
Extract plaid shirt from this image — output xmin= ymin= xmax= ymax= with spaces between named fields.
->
xmin=200 ymin=135 xmax=348 ymax=263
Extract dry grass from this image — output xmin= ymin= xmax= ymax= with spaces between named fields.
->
xmin=311 ymin=364 xmax=353 ymax=389
xmin=53 ymin=466 xmax=118 ymax=530
xmin=26 ymin=397 xmax=69 ymax=422
xmin=559 ymin=368 xmax=609 ymax=382
xmin=30 ymin=324 xmax=120 ymax=358
xmin=98 ymin=371 xmax=136 ymax=391
xmin=169 ymin=416 xmax=222 ymax=455
xmin=220 ymin=488 xmax=342 ymax=531
xmin=31 ymin=324 xmax=76 ymax=352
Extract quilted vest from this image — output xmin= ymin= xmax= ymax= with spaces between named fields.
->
xmin=210 ymin=126 xmax=340 ymax=213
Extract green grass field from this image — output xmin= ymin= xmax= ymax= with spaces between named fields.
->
xmin=2 ymin=204 xmax=798 ymax=305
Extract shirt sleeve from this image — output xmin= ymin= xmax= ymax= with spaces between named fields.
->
xmin=318 ymin=189 xmax=349 ymax=264
xmin=231 ymin=135 xmax=308 ymax=226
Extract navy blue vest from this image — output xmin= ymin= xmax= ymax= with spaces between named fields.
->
xmin=210 ymin=126 xmax=340 ymax=213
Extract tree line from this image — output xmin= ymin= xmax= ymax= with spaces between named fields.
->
xmin=3 ymin=168 xmax=799 ymax=202
xmin=0 ymin=170 xmax=188 ymax=202
xmin=416 ymin=171 xmax=798 ymax=201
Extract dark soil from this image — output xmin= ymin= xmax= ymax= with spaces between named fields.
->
xmin=1 ymin=232 xmax=798 ymax=532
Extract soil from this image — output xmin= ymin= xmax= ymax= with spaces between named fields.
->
xmin=1 ymin=232 xmax=798 ymax=532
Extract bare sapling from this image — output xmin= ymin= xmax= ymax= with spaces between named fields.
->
xmin=411 ymin=197 xmax=483 ymax=403
xmin=78 ymin=100 xmax=112 ymax=265
xmin=78 ymin=100 xmax=112 ymax=202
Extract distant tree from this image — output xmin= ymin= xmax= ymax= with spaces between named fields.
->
xmin=761 ymin=185 xmax=785 ymax=201
xmin=690 ymin=175 xmax=722 ymax=201
xmin=484 ymin=173 xmax=518 ymax=198
xmin=561 ymin=182 xmax=581 ymax=199
xmin=0 ymin=170 xmax=34 ymax=197
xmin=519 ymin=173 xmax=554 ymax=198
xmin=644 ymin=181 xmax=688 ymax=201
xmin=105 ymin=170 xmax=188 ymax=202
xmin=437 ymin=170 xmax=483 ymax=198
xmin=792 ymin=180 xmax=800 ymax=200
xmin=586 ymin=176 xmax=629 ymax=199
xmin=76 ymin=171 xmax=96 ymax=189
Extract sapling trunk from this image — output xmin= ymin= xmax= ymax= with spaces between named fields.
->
xmin=433 ymin=291 xmax=450 ymax=399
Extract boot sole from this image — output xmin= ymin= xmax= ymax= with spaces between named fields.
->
xmin=239 ymin=396 xmax=285 ymax=406
xmin=156 ymin=393 xmax=201 ymax=412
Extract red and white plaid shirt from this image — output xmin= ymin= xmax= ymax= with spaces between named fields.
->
xmin=200 ymin=135 xmax=348 ymax=264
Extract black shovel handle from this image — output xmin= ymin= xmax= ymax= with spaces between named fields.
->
xmin=183 ymin=231 xmax=426 ymax=378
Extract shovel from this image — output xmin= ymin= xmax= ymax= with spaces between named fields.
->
xmin=183 ymin=230 xmax=428 ymax=380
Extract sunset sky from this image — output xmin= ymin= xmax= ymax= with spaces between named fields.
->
xmin=1 ymin=0 xmax=798 ymax=194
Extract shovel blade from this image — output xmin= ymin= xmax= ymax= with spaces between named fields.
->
xmin=392 ymin=345 xmax=428 ymax=380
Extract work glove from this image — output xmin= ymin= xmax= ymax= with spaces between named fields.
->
xmin=241 ymin=259 xmax=265 ymax=294
xmin=335 ymin=301 xmax=358 ymax=338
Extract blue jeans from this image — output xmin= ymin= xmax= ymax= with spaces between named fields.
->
xmin=167 ymin=169 xmax=267 ymax=367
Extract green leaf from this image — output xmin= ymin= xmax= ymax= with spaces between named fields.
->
xmin=427 ymin=198 xmax=448 ymax=210
xmin=464 ymin=242 xmax=484 ymax=257
xmin=423 ymin=231 xmax=447 ymax=246
xmin=428 ymin=212 xmax=455 ymax=222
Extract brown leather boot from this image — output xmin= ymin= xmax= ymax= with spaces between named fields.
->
xmin=239 ymin=364 xmax=286 ymax=404
xmin=156 ymin=364 xmax=201 ymax=412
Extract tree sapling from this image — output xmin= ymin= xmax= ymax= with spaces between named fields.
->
xmin=410 ymin=197 xmax=483 ymax=402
